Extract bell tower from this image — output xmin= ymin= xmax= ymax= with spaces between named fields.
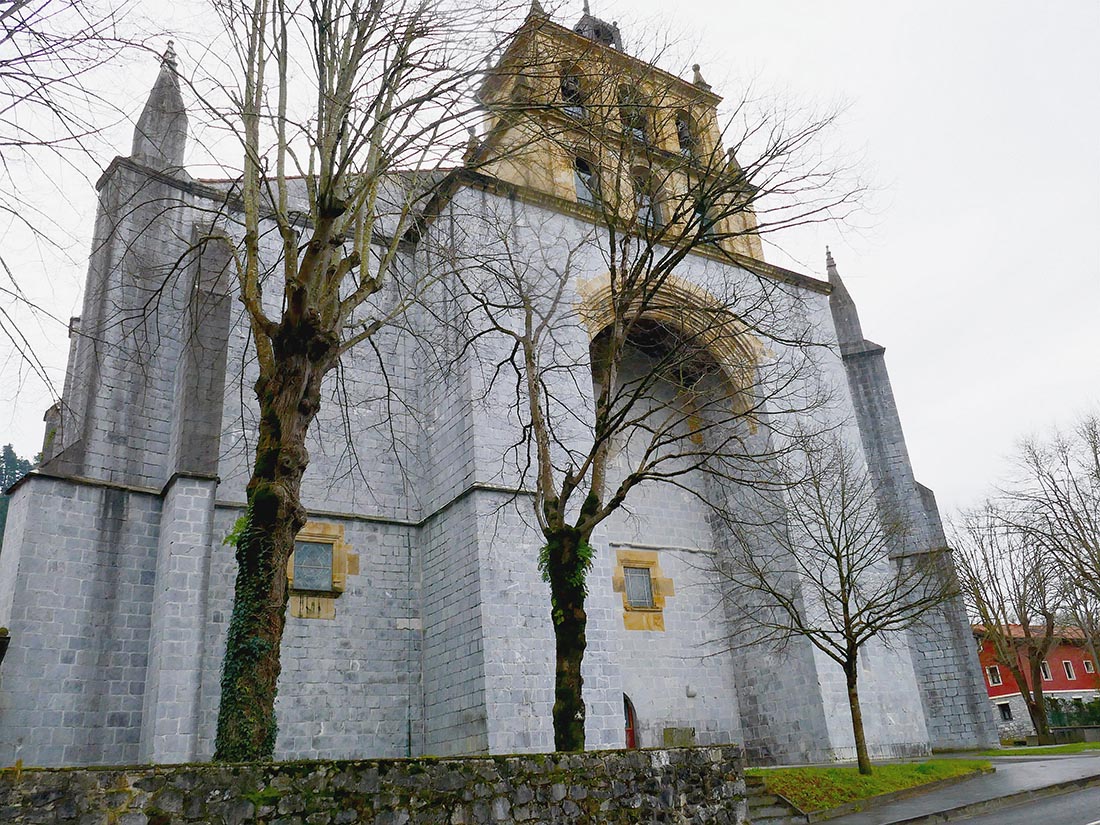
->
xmin=472 ymin=3 xmax=765 ymax=260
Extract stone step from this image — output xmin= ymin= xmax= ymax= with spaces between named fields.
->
xmin=748 ymin=809 xmax=800 ymax=822
xmin=747 ymin=793 xmax=781 ymax=808
xmin=748 ymin=816 xmax=805 ymax=825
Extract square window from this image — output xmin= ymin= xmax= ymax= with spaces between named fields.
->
xmin=1064 ymin=660 xmax=1076 ymax=680
xmin=1040 ymin=661 xmax=1052 ymax=681
xmin=293 ymin=540 xmax=334 ymax=592
xmin=998 ymin=703 xmax=1013 ymax=721
xmin=1085 ymin=660 xmax=1095 ymax=674
xmin=623 ymin=566 xmax=655 ymax=609
xmin=986 ymin=665 xmax=1002 ymax=686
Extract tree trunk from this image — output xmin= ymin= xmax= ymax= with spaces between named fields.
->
xmin=545 ymin=529 xmax=591 ymax=752
xmin=214 ymin=318 xmax=334 ymax=761
xmin=1027 ymin=682 xmax=1051 ymax=738
xmin=845 ymin=662 xmax=872 ymax=775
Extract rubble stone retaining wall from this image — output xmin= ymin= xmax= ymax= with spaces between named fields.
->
xmin=0 ymin=745 xmax=746 ymax=824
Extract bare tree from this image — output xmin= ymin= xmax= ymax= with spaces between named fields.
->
xmin=194 ymin=0 xmax=535 ymax=761
xmin=714 ymin=430 xmax=955 ymax=774
xmin=425 ymin=10 xmax=862 ymax=750
xmin=952 ymin=501 xmax=1062 ymax=740
xmin=1006 ymin=415 xmax=1100 ymax=605
xmin=0 ymin=0 xmax=138 ymax=393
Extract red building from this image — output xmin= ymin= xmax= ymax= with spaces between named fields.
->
xmin=975 ymin=626 xmax=1100 ymax=738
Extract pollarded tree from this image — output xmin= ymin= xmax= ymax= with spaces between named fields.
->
xmin=714 ymin=429 xmax=956 ymax=775
xmin=429 ymin=5 xmax=861 ymax=751
xmin=952 ymin=501 xmax=1062 ymax=739
xmin=195 ymin=0 xmax=538 ymax=761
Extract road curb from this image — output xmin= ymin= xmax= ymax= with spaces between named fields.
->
xmin=876 ymin=771 xmax=1100 ymax=825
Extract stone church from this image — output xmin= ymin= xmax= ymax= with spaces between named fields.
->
xmin=0 ymin=4 xmax=997 ymax=767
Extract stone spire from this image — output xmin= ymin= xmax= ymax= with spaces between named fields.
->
xmin=131 ymin=41 xmax=187 ymax=171
xmin=826 ymin=247 xmax=865 ymax=349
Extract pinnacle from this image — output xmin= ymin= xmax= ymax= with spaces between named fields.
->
xmin=692 ymin=64 xmax=712 ymax=91
xmin=131 ymin=36 xmax=187 ymax=170
xmin=825 ymin=245 xmax=864 ymax=347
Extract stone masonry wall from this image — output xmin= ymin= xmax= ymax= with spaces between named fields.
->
xmin=840 ymin=345 xmax=998 ymax=750
xmin=0 ymin=746 xmax=746 ymax=825
xmin=0 ymin=476 xmax=161 ymax=767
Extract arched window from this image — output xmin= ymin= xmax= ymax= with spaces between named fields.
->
xmin=561 ymin=69 xmax=585 ymax=118
xmin=632 ymin=168 xmax=661 ymax=228
xmin=574 ymin=157 xmax=599 ymax=206
xmin=618 ymin=85 xmax=648 ymax=143
xmin=675 ymin=111 xmax=698 ymax=157
xmin=694 ymin=198 xmax=717 ymax=242
xmin=624 ymin=694 xmax=639 ymax=748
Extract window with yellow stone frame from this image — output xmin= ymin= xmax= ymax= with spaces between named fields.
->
xmin=286 ymin=521 xmax=359 ymax=620
xmin=612 ymin=548 xmax=674 ymax=631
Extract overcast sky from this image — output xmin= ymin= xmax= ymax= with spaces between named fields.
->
xmin=1 ymin=0 xmax=1097 ymax=513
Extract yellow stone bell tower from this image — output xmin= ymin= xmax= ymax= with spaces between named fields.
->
xmin=472 ymin=1 xmax=765 ymax=261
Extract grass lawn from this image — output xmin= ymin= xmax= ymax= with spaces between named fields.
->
xmin=746 ymin=759 xmax=991 ymax=813
xmin=983 ymin=741 xmax=1100 ymax=757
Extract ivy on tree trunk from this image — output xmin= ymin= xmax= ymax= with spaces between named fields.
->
xmin=214 ymin=316 xmax=336 ymax=761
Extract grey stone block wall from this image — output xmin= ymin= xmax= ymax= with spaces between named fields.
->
xmin=194 ymin=507 xmax=423 ymax=761
xmin=989 ymin=692 xmax=1035 ymax=740
xmin=140 ymin=475 xmax=217 ymax=763
xmin=419 ymin=494 xmax=489 ymax=755
xmin=56 ymin=164 xmax=197 ymax=489
xmin=469 ymin=494 xmax=556 ymax=754
xmin=0 ymin=476 xmax=161 ymax=766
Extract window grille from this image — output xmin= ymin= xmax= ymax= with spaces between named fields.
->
xmin=998 ymin=703 xmax=1013 ymax=721
xmin=292 ymin=540 xmax=334 ymax=592
xmin=623 ymin=566 xmax=655 ymax=609
xmin=986 ymin=665 xmax=1002 ymax=686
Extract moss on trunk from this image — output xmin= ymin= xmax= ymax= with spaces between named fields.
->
xmin=214 ymin=318 xmax=336 ymax=761
xmin=542 ymin=529 xmax=594 ymax=752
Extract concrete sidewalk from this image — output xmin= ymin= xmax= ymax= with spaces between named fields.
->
xmin=824 ymin=751 xmax=1100 ymax=825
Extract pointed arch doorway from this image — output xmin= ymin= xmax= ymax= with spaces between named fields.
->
xmin=624 ymin=694 xmax=639 ymax=749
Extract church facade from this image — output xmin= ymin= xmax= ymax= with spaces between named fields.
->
xmin=0 ymin=6 xmax=997 ymax=767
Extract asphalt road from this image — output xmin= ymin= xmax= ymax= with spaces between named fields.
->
xmin=952 ymin=784 xmax=1100 ymax=825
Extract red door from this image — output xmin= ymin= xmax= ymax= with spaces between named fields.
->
xmin=624 ymin=694 xmax=638 ymax=749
